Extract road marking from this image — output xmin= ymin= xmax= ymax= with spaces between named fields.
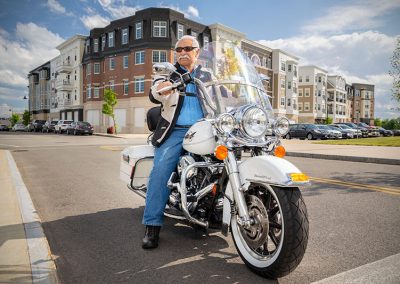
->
xmin=312 ymin=253 xmax=400 ymax=283
xmin=6 ymin=151 xmax=59 ymax=283
xmin=310 ymin=176 xmax=400 ymax=196
xmin=100 ymin=146 xmax=125 ymax=151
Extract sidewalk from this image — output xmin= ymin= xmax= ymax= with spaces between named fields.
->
xmin=95 ymin=133 xmax=400 ymax=165
xmin=0 ymin=150 xmax=58 ymax=284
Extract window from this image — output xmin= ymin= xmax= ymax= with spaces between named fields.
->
xmin=318 ymin=90 xmax=321 ymax=97
xmin=153 ymin=21 xmax=167 ymax=37
xmin=203 ymin=35 xmax=209 ymax=50
xmin=86 ymin=63 xmax=91 ymax=75
xmin=281 ymin=61 xmax=286 ymax=71
xmin=288 ymin=81 xmax=292 ymax=89
xmin=298 ymin=102 xmax=303 ymax=111
xmin=135 ymin=51 xmax=145 ymax=64
xmin=122 ymin=28 xmax=129 ymax=45
xmin=299 ymin=76 xmax=302 ymax=82
xmin=280 ymin=98 xmax=285 ymax=106
xmin=177 ymin=24 xmax=184 ymax=39
xmin=123 ymin=80 xmax=129 ymax=95
xmin=152 ymin=50 xmax=167 ymax=63
xmin=305 ymin=76 xmax=309 ymax=82
xmin=191 ymin=30 xmax=197 ymax=38
xmin=109 ymin=58 xmax=115 ymax=70
xmin=304 ymin=102 xmax=310 ymax=111
xmin=251 ymin=54 xmax=261 ymax=66
xmin=94 ymin=63 xmax=100 ymax=74
xmin=87 ymin=85 xmax=91 ymax=98
xmin=123 ymin=56 xmax=129 ymax=69
xmin=93 ymin=87 xmax=99 ymax=98
xmin=288 ymin=64 xmax=292 ymax=72
xmin=108 ymin=32 xmax=114 ymax=47
xmin=135 ymin=22 xmax=142 ymax=39
xmin=94 ymin=38 xmax=99 ymax=52
xmin=101 ymin=35 xmax=106 ymax=51
xmin=318 ymin=76 xmax=322 ymax=83
xmin=263 ymin=57 xmax=267 ymax=67
xmin=318 ymin=104 xmax=321 ymax=111
xmin=287 ymin=98 xmax=291 ymax=106
xmin=109 ymin=80 xmax=115 ymax=91
xmin=280 ymin=78 xmax=285 ymax=88
xmin=135 ymin=77 xmax=145 ymax=93
xmin=305 ymin=88 xmax=310 ymax=97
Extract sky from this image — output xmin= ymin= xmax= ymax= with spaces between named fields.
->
xmin=0 ymin=0 xmax=399 ymax=119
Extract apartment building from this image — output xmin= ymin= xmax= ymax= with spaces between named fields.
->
xmin=28 ymin=62 xmax=51 ymax=120
xmin=327 ymin=75 xmax=348 ymax=123
xmin=271 ymin=50 xmax=299 ymax=122
xmin=298 ymin=65 xmax=328 ymax=123
xmin=53 ymin=35 xmax=86 ymax=121
xmin=351 ymin=83 xmax=375 ymax=124
xmin=82 ymin=8 xmax=211 ymax=133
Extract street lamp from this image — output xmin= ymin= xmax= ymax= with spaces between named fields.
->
xmin=325 ymin=97 xmax=334 ymax=124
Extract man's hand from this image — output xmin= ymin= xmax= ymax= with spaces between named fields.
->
xmin=157 ymin=81 xmax=174 ymax=96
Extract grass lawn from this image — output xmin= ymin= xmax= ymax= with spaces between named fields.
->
xmin=313 ymin=136 xmax=400 ymax=147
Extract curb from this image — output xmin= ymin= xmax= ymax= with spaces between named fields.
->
xmin=93 ymin=133 xmax=124 ymax=138
xmin=286 ymin=151 xmax=400 ymax=165
xmin=6 ymin=151 xmax=59 ymax=284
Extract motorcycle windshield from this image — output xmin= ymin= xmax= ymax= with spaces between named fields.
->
xmin=195 ymin=42 xmax=273 ymax=118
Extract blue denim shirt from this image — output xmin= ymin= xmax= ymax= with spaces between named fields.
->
xmin=175 ymin=67 xmax=203 ymax=126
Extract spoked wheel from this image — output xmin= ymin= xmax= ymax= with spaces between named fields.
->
xmin=231 ymin=183 xmax=309 ymax=279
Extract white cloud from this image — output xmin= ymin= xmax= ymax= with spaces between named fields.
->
xmin=80 ymin=14 xmax=110 ymax=30
xmin=157 ymin=4 xmax=200 ymax=18
xmin=258 ymin=31 xmax=399 ymax=119
xmin=187 ymin=6 xmax=199 ymax=18
xmin=97 ymin=0 xmax=139 ymax=19
xmin=0 ymin=23 xmax=63 ymax=106
xmin=302 ymin=0 xmax=400 ymax=34
xmin=46 ymin=0 xmax=73 ymax=16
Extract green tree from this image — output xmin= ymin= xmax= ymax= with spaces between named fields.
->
xmin=102 ymin=88 xmax=118 ymax=134
xmin=389 ymin=37 xmax=400 ymax=103
xmin=325 ymin=117 xmax=333 ymax=124
xmin=10 ymin=113 xmax=20 ymax=127
xmin=22 ymin=110 xmax=31 ymax=126
xmin=374 ymin=118 xmax=382 ymax=127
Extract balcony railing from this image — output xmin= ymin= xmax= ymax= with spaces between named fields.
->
xmin=55 ymin=79 xmax=72 ymax=91
xmin=55 ymin=61 xmax=72 ymax=73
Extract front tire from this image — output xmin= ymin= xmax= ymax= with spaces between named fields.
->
xmin=231 ymin=184 xmax=309 ymax=279
xmin=307 ymin=133 xmax=313 ymax=140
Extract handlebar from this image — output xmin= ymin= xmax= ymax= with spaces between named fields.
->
xmin=156 ymin=81 xmax=183 ymax=94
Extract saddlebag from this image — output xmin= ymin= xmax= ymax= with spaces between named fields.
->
xmin=120 ymin=145 xmax=154 ymax=188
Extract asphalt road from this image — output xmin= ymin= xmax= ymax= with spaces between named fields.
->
xmin=2 ymin=132 xmax=400 ymax=283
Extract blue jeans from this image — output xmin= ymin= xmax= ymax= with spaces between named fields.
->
xmin=142 ymin=128 xmax=187 ymax=226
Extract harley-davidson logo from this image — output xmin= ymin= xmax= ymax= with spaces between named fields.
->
xmin=184 ymin=131 xmax=196 ymax=142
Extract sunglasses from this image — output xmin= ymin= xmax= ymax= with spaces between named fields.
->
xmin=175 ymin=46 xmax=197 ymax=53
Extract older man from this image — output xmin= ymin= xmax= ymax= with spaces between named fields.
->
xmin=142 ymin=35 xmax=205 ymax=249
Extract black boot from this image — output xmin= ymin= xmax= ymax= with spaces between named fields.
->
xmin=142 ymin=225 xmax=161 ymax=249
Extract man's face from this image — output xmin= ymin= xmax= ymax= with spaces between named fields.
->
xmin=176 ymin=38 xmax=199 ymax=69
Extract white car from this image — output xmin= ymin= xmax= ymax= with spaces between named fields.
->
xmin=12 ymin=123 xmax=26 ymax=132
xmin=55 ymin=120 xmax=73 ymax=134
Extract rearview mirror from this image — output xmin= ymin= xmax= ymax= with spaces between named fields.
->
xmin=153 ymin=62 xmax=176 ymax=76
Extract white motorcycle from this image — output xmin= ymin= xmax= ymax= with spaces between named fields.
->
xmin=120 ymin=42 xmax=309 ymax=279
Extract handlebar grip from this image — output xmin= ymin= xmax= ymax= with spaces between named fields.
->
xmin=156 ymin=82 xmax=182 ymax=94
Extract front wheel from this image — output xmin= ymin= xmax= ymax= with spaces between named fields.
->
xmin=231 ymin=184 xmax=309 ymax=279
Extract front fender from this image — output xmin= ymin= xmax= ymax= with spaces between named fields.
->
xmin=221 ymin=155 xmax=308 ymax=234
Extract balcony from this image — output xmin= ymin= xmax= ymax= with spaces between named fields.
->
xmin=56 ymin=61 xmax=72 ymax=74
xmin=55 ymin=79 xmax=72 ymax=91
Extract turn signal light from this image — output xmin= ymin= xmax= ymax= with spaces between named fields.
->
xmin=274 ymin=145 xmax=286 ymax=158
xmin=215 ymin=145 xmax=228 ymax=160
xmin=290 ymin=173 xmax=309 ymax=182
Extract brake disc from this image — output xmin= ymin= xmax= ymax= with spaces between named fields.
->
xmin=239 ymin=195 xmax=269 ymax=249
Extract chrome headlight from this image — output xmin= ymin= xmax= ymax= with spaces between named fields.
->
xmin=241 ymin=106 xmax=268 ymax=138
xmin=217 ymin=113 xmax=235 ymax=134
xmin=274 ymin=117 xmax=290 ymax=137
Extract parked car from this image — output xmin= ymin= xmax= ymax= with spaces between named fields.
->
xmin=66 ymin=121 xmax=94 ymax=135
xmin=0 ymin=124 xmax=9 ymax=131
xmin=12 ymin=123 xmax=26 ymax=132
xmin=393 ymin=130 xmax=400 ymax=136
xmin=27 ymin=120 xmax=46 ymax=132
xmin=316 ymin=124 xmax=342 ymax=139
xmin=329 ymin=124 xmax=356 ymax=139
xmin=336 ymin=122 xmax=368 ymax=138
xmin=286 ymin=123 xmax=330 ymax=140
xmin=42 ymin=120 xmax=59 ymax=133
xmin=356 ymin=122 xmax=380 ymax=137
xmin=55 ymin=120 xmax=73 ymax=134
xmin=377 ymin=127 xmax=393 ymax=137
